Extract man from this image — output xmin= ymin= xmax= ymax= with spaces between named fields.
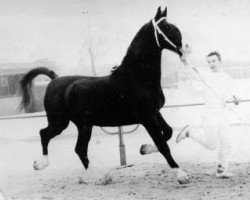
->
xmin=176 ymin=51 xmax=240 ymax=178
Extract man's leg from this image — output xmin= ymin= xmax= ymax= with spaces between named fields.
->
xmin=176 ymin=116 xmax=219 ymax=150
xmin=216 ymin=122 xmax=233 ymax=178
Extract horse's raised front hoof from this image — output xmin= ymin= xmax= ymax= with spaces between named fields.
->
xmin=140 ymin=144 xmax=158 ymax=155
xmin=33 ymin=158 xmax=49 ymax=170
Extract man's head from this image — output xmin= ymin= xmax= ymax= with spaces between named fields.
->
xmin=206 ymin=51 xmax=222 ymax=72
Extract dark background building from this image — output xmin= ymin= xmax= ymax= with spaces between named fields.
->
xmin=0 ymin=59 xmax=57 ymax=116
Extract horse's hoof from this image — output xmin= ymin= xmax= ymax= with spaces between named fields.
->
xmin=175 ymin=168 xmax=191 ymax=184
xmin=95 ymin=172 xmax=113 ymax=185
xmin=140 ymin=144 xmax=158 ymax=155
xmin=33 ymin=157 xmax=49 ymax=170
xmin=177 ymin=173 xmax=191 ymax=184
xmin=177 ymin=175 xmax=191 ymax=184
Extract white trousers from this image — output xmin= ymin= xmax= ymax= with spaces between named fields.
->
xmin=189 ymin=110 xmax=231 ymax=169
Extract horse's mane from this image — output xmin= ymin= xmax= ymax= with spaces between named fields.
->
xmin=110 ymin=21 xmax=151 ymax=75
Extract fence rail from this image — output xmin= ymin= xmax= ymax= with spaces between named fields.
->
xmin=1 ymin=98 xmax=250 ymax=120
xmin=0 ymin=112 xmax=46 ymax=120
xmin=1 ymin=100 xmax=250 ymax=166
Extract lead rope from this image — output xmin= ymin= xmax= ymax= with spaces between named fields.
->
xmin=184 ymin=59 xmax=225 ymax=101
xmin=183 ymin=59 xmax=242 ymax=122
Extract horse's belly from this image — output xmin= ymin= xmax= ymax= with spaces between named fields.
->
xmin=78 ymin=108 xmax=139 ymax=127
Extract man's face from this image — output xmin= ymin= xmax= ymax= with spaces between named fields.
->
xmin=207 ymin=55 xmax=221 ymax=72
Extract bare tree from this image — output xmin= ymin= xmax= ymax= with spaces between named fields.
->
xmin=82 ymin=11 xmax=97 ymax=77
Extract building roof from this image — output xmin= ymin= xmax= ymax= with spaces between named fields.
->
xmin=0 ymin=59 xmax=56 ymax=75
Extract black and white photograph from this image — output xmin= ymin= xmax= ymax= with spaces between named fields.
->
xmin=0 ymin=0 xmax=250 ymax=199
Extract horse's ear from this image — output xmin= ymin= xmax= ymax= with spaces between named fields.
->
xmin=154 ymin=6 xmax=162 ymax=20
xmin=162 ymin=7 xmax=167 ymax=17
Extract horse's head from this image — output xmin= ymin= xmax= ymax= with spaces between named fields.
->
xmin=152 ymin=7 xmax=189 ymax=58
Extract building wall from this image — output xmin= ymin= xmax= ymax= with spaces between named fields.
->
xmin=0 ymin=82 xmax=48 ymax=116
xmin=0 ymin=74 xmax=23 ymax=97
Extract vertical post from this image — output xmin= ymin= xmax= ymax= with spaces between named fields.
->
xmin=118 ymin=126 xmax=127 ymax=166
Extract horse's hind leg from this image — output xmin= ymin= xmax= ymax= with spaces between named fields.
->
xmin=75 ymin=125 xmax=93 ymax=170
xmin=33 ymin=116 xmax=69 ymax=170
xmin=75 ymin=124 xmax=113 ymax=184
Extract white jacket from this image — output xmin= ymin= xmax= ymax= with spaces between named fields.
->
xmin=191 ymin=68 xmax=236 ymax=116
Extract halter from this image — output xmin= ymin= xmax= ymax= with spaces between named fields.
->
xmin=152 ymin=17 xmax=181 ymax=52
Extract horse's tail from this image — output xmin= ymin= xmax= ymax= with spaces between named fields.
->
xmin=20 ymin=67 xmax=58 ymax=112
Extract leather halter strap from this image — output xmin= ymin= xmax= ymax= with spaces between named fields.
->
xmin=152 ymin=17 xmax=178 ymax=50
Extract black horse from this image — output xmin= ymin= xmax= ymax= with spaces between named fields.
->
xmin=20 ymin=7 xmax=190 ymax=184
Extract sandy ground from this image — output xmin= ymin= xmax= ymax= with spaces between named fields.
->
xmin=1 ymin=124 xmax=250 ymax=200
xmin=2 ymin=162 xmax=250 ymax=200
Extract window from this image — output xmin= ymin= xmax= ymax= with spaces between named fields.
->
xmin=0 ymin=77 xmax=8 ymax=87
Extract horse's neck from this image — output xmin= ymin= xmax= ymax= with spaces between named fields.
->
xmin=116 ymin=23 xmax=162 ymax=88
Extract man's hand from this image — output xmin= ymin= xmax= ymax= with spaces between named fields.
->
xmin=180 ymin=44 xmax=191 ymax=66
xmin=233 ymin=95 xmax=240 ymax=105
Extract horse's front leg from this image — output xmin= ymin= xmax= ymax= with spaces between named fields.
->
xmin=140 ymin=112 xmax=172 ymax=154
xmin=157 ymin=112 xmax=173 ymax=141
xmin=141 ymin=115 xmax=190 ymax=184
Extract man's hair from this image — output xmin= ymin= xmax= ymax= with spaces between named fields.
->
xmin=207 ymin=51 xmax=221 ymax=61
